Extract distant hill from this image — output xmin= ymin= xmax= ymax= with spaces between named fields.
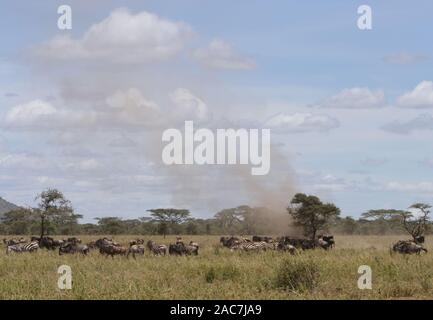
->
xmin=0 ymin=197 xmax=20 ymax=216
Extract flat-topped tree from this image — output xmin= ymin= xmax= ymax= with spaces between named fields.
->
xmin=287 ymin=193 xmax=340 ymax=240
xmin=362 ymin=203 xmax=431 ymax=242
xmin=147 ymin=208 xmax=190 ymax=238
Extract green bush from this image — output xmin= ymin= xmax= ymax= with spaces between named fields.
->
xmin=274 ymin=258 xmax=319 ymax=292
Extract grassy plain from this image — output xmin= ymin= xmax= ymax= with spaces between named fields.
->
xmin=0 ymin=235 xmax=432 ymax=299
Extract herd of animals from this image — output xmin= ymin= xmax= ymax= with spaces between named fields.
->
xmin=1 ymin=234 xmax=428 ymax=258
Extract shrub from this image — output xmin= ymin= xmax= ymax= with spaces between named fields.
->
xmin=274 ymin=258 xmax=319 ymax=292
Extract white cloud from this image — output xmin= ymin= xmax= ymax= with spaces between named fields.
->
xmin=193 ymin=39 xmax=255 ymax=70
xmin=382 ymin=113 xmax=433 ymax=134
xmin=383 ymin=53 xmax=428 ymax=65
xmin=396 ymin=81 xmax=433 ymax=108
xmin=314 ymin=87 xmax=385 ymax=109
xmin=170 ymin=88 xmax=210 ymax=121
xmin=264 ymin=112 xmax=339 ymax=133
xmin=5 ymin=100 xmax=56 ymax=125
xmin=34 ymin=8 xmax=193 ymax=64
xmin=63 ymin=159 xmax=101 ymax=171
xmin=385 ymin=181 xmax=433 ymax=194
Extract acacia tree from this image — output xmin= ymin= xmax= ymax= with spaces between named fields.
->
xmin=147 ymin=208 xmax=190 ymax=238
xmin=35 ymin=189 xmax=78 ymax=237
xmin=287 ymin=193 xmax=340 ymax=239
xmin=363 ymin=203 xmax=431 ymax=241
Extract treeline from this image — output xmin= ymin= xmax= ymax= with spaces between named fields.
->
xmin=1 ymin=188 xmax=431 ymax=237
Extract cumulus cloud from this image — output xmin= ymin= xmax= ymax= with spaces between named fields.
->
xmin=5 ymin=100 xmax=56 ymax=125
xmin=263 ymin=112 xmax=339 ymax=133
xmin=33 ymin=8 xmax=193 ymax=64
xmin=383 ymin=53 xmax=428 ymax=65
xmin=396 ymin=81 xmax=433 ymax=108
xmin=382 ymin=113 xmax=433 ymax=134
xmin=170 ymin=88 xmax=210 ymax=121
xmin=193 ymin=39 xmax=255 ymax=70
xmin=314 ymin=87 xmax=385 ymax=109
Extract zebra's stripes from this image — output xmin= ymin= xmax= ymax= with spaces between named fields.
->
xmin=6 ymin=241 xmax=39 ymax=254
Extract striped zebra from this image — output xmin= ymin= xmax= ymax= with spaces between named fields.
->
xmin=147 ymin=240 xmax=167 ymax=255
xmin=230 ymin=242 xmax=261 ymax=252
xmin=6 ymin=241 xmax=39 ymax=254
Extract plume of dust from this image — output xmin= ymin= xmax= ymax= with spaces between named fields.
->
xmin=143 ymin=131 xmax=302 ymax=236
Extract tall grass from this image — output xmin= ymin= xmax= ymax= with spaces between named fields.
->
xmin=0 ymin=235 xmax=431 ymax=299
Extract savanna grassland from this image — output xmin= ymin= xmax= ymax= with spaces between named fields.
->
xmin=0 ymin=235 xmax=432 ymax=300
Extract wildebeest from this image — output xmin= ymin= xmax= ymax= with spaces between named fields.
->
xmin=317 ymin=235 xmax=335 ymax=250
xmin=129 ymin=238 xmax=145 ymax=246
xmin=3 ymin=237 xmax=26 ymax=246
xmin=37 ymin=236 xmax=63 ymax=250
xmin=59 ymin=243 xmax=89 ymax=255
xmin=6 ymin=241 xmax=39 ymax=254
xmin=67 ymin=237 xmax=81 ymax=244
xmin=279 ymin=237 xmax=316 ymax=250
xmin=276 ymin=242 xmax=297 ymax=255
xmin=147 ymin=240 xmax=167 ymax=256
xmin=127 ymin=244 xmax=145 ymax=259
xmin=169 ymin=242 xmax=199 ymax=256
xmin=99 ymin=243 xmax=128 ymax=258
xmin=392 ymin=240 xmax=428 ymax=255
xmin=252 ymin=236 xmax=273 ymax=243
xmin=220 ymin=236 xmax=244 ymax=248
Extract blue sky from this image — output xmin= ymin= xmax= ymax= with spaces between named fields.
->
xmin=1 ymin=1 xmax=433 ymax=222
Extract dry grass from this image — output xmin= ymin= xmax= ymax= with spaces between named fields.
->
xmin=0 ymin=235 xmax=432 ymax=299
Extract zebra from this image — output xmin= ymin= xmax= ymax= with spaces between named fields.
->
xmin=6 ymin=241 xmax=39 ymax=254
xmin=127 ymin=244 xmax=145 ymax=259
xmin=147 ymin=240 xmax=167 ymax=256
xmin=230 ymin=242 xmax=262 ymax=252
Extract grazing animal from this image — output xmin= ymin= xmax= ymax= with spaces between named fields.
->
xmin=277 ymin=242 xmax=297 ymax=255
xmin=95 ymin=238 xmax=115 ymax=249
xmin=184 ymin=243 xmax=199 ymax=255
xmin=168 ymin=243 xmax=186 ymax=255
xmin=3 ymin=238 xmax=26 ymax=246
xmin=168 ymin=242 xmax=199 ymax=255
xmin=59 ymin=243 xmax=89 ymax=255
xmin=6 ymin=241 xmax=39 ymax=254
xmin=147 ymin=240 xmax=167 ymax=256
xmin=220 ymin=236 xmax=242 ymax=248
xmin=87 ymin=240 xmax=97 ymax=249
xmin=38 ymin=236 xmax=62 ymax=250
xmin=230 ymin=242 xmax=262 ymax=252
xmin=279 ymin=237 xmax=317 ymax=250
xmin=252 ymin=236 xmax=273 ymax=243
xmin=99 ymin=244 xmax=127 ymax=258
xmin=317 ymin=235 xmax=335 ymax=250
xmin=414 ymin=236 xmax=425 ymax=244
xmin=67 ymin=237 xmax=81 ymax=244
xmin=129 ymin=239 xmax=145 ymax=246
xmin=392 ymin=240 xmax=427 ymax=255
xmin=127 ymin=245 xmax=145 ymax=259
